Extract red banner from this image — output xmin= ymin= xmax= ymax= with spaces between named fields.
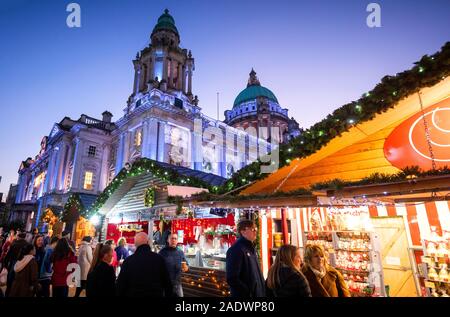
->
xmin=106 ymin=221 xmax=149 ymax=245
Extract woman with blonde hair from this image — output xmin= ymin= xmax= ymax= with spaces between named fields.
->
xmin=115 ymin=237 xmax=129 ymax=264
xmin=302 ymin=244 xmax=351 ymax=297
xmin=266 ymin=244 xmax=311 ymax=297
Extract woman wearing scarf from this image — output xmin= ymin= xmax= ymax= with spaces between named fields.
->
xmin=9 ymin=243 xmax=39 ymax=297
xmin=302 ymin=244 xmax=351 ymax=297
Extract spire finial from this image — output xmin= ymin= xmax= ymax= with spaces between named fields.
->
xmin=164 ymin=8 xmax=169 ymax=14
xmin=247 ymin=68 xmax=260 ymax=87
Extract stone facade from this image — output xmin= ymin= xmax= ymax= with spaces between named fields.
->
xmin=15 ymin=114 xmax=115 ymax=229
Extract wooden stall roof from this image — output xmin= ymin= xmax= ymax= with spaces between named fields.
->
xmin=241 ymin=77 xmax=450 ymax=195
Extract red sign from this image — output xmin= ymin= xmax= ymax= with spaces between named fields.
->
xmin=107 ymin=221 xmax=149 ymax=245
xmin=384 ymin=98 xmax=450 ymax=170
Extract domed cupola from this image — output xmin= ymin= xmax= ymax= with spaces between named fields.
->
xmin=224 ymin=68 xmax=300 ymax=144
xmin=151 ymin=9 xmax=180 ymax=47
xmin=233 ymin=69 xmax=278 ymax=108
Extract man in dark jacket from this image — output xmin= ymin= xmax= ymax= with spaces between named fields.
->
xmin=226 ymin=220 xmax=265 ymax=297
xmin=159 ymin=233 xmax=188 ymax=297
xmin=116 ymin=232 xmax=173 ymax=297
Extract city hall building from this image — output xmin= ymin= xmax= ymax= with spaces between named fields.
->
xmin=11 ymin=10 xmax=300 ymax=233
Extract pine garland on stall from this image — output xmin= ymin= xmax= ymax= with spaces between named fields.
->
xmin=87 ymin=158 xmax=218 ymax=218
xmin=144 ymin=186 xmax=156 ymax=207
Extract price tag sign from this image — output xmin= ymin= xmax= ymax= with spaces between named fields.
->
xmin=425 ymin=281 xmax=436 ymax=289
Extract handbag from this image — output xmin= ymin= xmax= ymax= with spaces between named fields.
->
xmin=0 ymin=267 xmax=8 ymax=287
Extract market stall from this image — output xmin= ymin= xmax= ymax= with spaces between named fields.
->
xmin=170 ymin=211 xmax=236 ymax=271
xmin=88 ymin=159 xmax=232 ymax=296
xmin=232 ymin=75 xmax=450 ymax=297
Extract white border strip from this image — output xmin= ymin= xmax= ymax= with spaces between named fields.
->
xmin=377 ymin=205 xmax=388 ymax=217
xmin=261 ymin=211 xmax=269 ymax=279
xmin=415 ymin=203 xmax=431 ymax=240
xmin=435 ymin=201 xmax=450 ymax=232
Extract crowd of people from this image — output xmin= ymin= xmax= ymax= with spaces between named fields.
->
xmin=0 ymin=219 xmax=351 ymax=298
xmin=226 ymin=220 xmax=351 ymax=298
xmin=0 ymin=228 xmax=184 ymax=298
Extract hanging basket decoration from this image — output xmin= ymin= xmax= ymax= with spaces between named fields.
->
xmin=61 ymin=194 xmax=84 ymax=223
xmin=144 ymin=186 xmax=156 ymax=207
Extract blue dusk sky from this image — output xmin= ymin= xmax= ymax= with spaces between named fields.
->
xmin=0 ymin=0 xmax=449 ymax=199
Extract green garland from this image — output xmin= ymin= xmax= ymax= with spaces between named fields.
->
xmin=87 ymin=158 xmax=217 ymax=218
xmin=219 ymin=42 xmax=450 ymax=194
xmin=310 ymin=165 xmax=450 ymax=190
xmin=189 ymin=166 xmax=450 ymax=203
xmin=144 ymin=186 xmax=156 ymax=207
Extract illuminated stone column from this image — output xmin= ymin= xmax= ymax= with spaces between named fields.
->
xmin=157 ymin=121 xmax=166 ymax=162
xmin=123 ymin=131 xmax=131 ymax=164
xmin=141 ymin=119 xmax=150 ymax=158
xmin=99 ymin=143 xmax=110 ymax=192
xmin=115 ymin=133 xmax=125 ymax=173
xmin=55 ymin=142 xmax=69 ymax=191
xmin=191 ymin=130 xmax=202 ymax=171
xmin=177 ymin=62 xmax=182 ymax=90
xmin=43 ymin=148 xmax=57 ymax=193
xmin=181 ymin=64 xmax=186 ymax=93
xmin=162 ymin=54 xmax=169 ymax=83
xmin=132 ymin=59 xmax=141 ymax=96
xmin=147 ymin=118 xmax=158 ymax=160
xmin=26 ymin=172 xmax=36 ymax=201
xmin=70 ymin=138 xmax=84 ymax=190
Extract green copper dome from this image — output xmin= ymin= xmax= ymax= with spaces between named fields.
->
xmin=233 ymin=85 xmax=278 ymax=107
xmin=152 ymin=9 xmax=179 ymax=35
xmin=233 ymin=69 xmax=278 ymax=107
